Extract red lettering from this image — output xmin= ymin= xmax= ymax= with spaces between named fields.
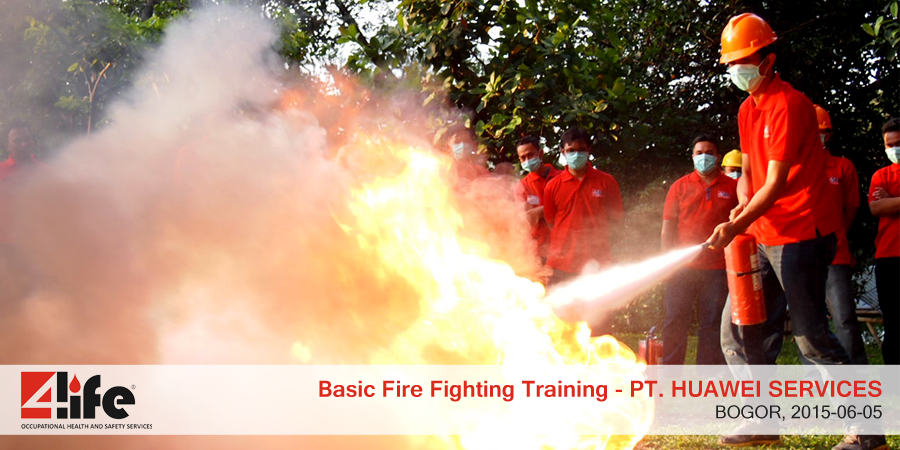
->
xmin=784 ymin=380 xmax=797 ymax=397
xmin=799 ymin=380 xmax=813 ymax=397
xmin=319 ymin=380 xmax=332 ymax=397
xmin=869 ymin=380 xmax=882 ymax=397
xmin=837 ymin=380 xmax=852 ymax=397
xmin=769 ymin=380 xmax=782 ymax=397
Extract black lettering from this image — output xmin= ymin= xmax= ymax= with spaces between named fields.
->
xmin=70 ymin=396 xmax=81 ymax=419
xmin=83 ymin=376 xmax=102 ymax=419
xmin=102 ymin=387 xmax=134 ymax=419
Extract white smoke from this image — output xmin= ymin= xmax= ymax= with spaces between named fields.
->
xmin=0 ymin=4 xmax=543 ymax=448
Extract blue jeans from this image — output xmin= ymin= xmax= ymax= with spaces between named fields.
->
xmin=826 ymin=264 xmax=869 ymax=364
xmin=721 ymin=233 xmax=849 ymax=366
xmin=662 ymin=268 xmax=727 ymax=365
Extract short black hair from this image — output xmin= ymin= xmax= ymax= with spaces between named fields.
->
xmin=517 ymin=135 xmax=540 ymax=149
xmin=560 ymin=127 xmax=591 ymax=148
xmin=4 ymin=121 xmax=30 ymax=141
xmin=883 ymin=117 xmax=900 ymax=135
xmin=692 ymin=134 xmax=720 ymax=153
xmin=445 ymin=123 xmax=472 ymax=140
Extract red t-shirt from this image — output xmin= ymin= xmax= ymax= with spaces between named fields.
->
xmin=0 ymin=156 xmax=43 ymax=243
xmin=543 ymin=165 xmax=624 ymax=273
xmin=0 ymin=155 xmax=40 ymax=180
xmin=869 ymin=163 xmax=900 ymax=259
xmin=824 ymin=155 xmax=860 ymax=265
xmin=515 ymin=164 xmax=563 ymax=258
xmin=663 ymin=171 xmax=738 ymax=270
xmin=738 ymin=75 xmax=840 ymax=245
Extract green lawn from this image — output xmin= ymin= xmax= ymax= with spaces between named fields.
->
xmin=617 ymin=334 xmax=886 ymax=365
xmin=616 ymin=333 xmax=895 ymax=449
xmin=636 ymin=434 xmax=900 ymax=449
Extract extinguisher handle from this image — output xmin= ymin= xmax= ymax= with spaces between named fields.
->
xmin=728 ymin=268 xmax=762 ymax=277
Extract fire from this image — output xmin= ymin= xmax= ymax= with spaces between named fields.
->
xmin=297 ymin=135 xmax=654 ymax=449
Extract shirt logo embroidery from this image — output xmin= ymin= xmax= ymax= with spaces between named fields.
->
xmin=527 ymin=195 xmax=541 ymax=205
xmin=764 ymin=125 xmax=770 ymax=139
xmin=717 ymin=191 xmax=731 ymax=199
xmin=829 ymin=176 xmax=840 ymax=185
xmin=592 ymin=189 xmax=603 ymax=197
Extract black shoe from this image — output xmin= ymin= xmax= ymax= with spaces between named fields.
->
xmin=831 ymin=433 xmax=889 ymax=450
xmin=719 ymin=420 xmax=780 ymax=447
xmin=718 ymin=434 xmax=781 ymax=447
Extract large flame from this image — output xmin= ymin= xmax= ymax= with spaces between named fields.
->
xmin=295 ymin=134 xmax=654 ymax=449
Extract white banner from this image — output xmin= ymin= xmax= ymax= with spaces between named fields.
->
xmin=2 ymin=365 xmax=898 ymax=435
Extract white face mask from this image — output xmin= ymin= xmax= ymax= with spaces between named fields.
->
xmin=728 ymin=63 xmax=764 ymax=92
xmin=726 ymin=171 xmax=741 ymax=180
xmin=887 ymin=146 xmax=900 ymax=164
xmin=692 ymin=154 xmax=717 ymax=175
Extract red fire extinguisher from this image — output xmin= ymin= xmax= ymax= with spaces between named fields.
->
xmin=638 ymin=326 xmax=663 ymax=365
xmin=725 ymin=233 xmax=766 ymax=325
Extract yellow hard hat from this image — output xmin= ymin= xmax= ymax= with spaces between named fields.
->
xmin=722 ymin=149 xmax=743 ymax=167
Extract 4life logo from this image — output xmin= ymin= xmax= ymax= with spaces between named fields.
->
xmin=21 ymin=372 xmax=135 ymax=419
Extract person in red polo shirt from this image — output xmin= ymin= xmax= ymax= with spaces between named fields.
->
xmin=514 ymin=136 xmax=562 ymax=264
xmin=442 ymin=124 xmax=489 ymax=186
xmin=706 ymin=14 xmax=884 ymax=449
xmin=0 ymin=123 xmax=40 ymax=181
xmin=660 ymin=134 xmax=737 ymax=365
xmin=813 ymin=104 xmax=868 ymax=364
xmin=870 ymin=117 xmax=900 ymax=365
xmin=543 ymin=127 xmax=623 ymax=286
xmin=0 ymin=123 xmax=41 ymax=302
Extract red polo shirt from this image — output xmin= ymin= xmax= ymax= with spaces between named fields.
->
xmin=0 ymin=155 xmax=42 ymax=243
xmin=543 ymin=165 xmax=623 ymax=273
xmin=738 ymin=75 xmax=840 ymax=245
xmin=515 ymin=164 xmax=562 ymax=258
xmin=0 ymin=155 xmax=40 ymax=180
xmin=663 ymin=171 xmax=738 ymax=270
xmin=824 ymin=154 xmax=860 ymax=265
xmin=869 ymin=163 xmax=900 ymax=259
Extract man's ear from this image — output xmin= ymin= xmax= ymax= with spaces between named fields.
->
xmin=761 ymin=53 xmax=776 ymax=76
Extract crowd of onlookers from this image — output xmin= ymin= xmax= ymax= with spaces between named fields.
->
xmin=439 ymin=12 xmax=896 ymax=450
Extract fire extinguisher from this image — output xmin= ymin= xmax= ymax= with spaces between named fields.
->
xmin=725 ymin=233 xmax=766 ymax=325
xmin=638 ymin=326 xmax=663 ymax=365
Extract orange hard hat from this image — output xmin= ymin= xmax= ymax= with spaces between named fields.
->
xmin=813 ymin=104 xmax=832 ymax=130
xmin=720 ymin=13 xmax=777 ymax=64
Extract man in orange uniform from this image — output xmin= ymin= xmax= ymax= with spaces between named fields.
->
xmin=707 ymin=14 xmax=886 ymax=449
xmin=0 ymin=123 xmax=42 ymax=303
xmin=0 ymin=123 xmax=40 ymax=180
xmin=814 ymin=104 xmax=868 ymax=364
xmin=543 ymin=127 xmax=623 ymax=286
xmin=514 ymin=136 xmax=562 ymax=263
xmin=870 ymin=117 xmax=900 ymax=365
xmin=660 ymin=135 xmax=737 ymax=365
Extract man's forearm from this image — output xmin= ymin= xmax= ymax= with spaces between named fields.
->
xmin=661 ymin=220 xmax=677 ymax=252
xmin=871 ymin=197 xmax=900 ymax=216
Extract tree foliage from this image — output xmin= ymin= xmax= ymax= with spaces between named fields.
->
xmin=1 ymin=0 xmax=896 ymax=279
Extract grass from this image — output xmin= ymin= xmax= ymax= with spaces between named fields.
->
xmin=616 ymin=333 xmax=895 ymax=449
xmin=636 ymin=434 xmax=900 ymax=449
xmin=617 ymin=334 xmax=887 ymax=365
